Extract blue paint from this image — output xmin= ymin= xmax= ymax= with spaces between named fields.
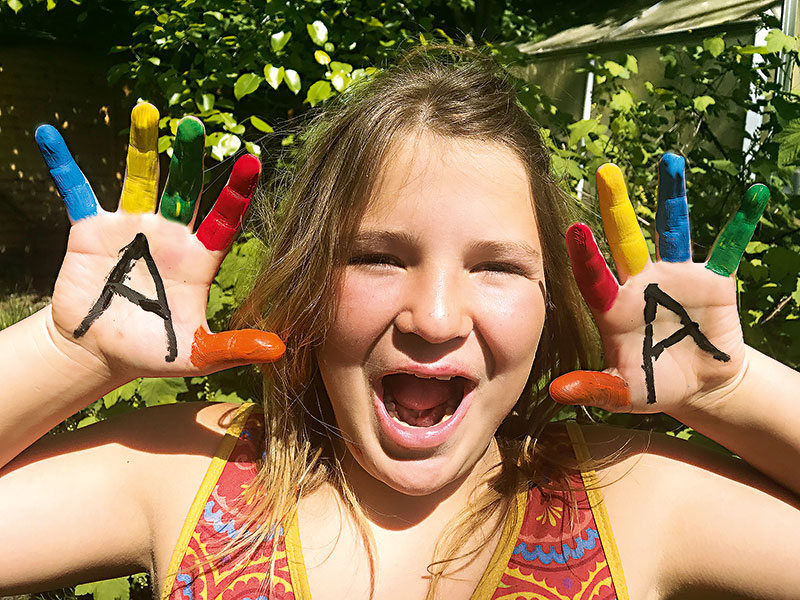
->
xmin=656 ymin=152 xmax=691 ymax=262
xmin=35 ymin=125 xmax=97 ymax=221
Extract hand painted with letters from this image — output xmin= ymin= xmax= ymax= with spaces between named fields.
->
xmin=37 ymin=102 xmax=284 ymax=378
xmin=550 ymin=154 xmax=768 ymax=414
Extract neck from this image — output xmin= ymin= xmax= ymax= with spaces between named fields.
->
xmin=336 ymin=439 xmax=504 ymax=532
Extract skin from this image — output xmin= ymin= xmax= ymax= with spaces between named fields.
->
xmin=2 ymin=114 xmax=800 ymax=598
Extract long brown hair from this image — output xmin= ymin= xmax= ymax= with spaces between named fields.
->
xmin=229 ymin=45 xmax=600 ymax=597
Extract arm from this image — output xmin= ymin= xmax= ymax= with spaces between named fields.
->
xmin=0 ymin=104 xmax=282 ymax=592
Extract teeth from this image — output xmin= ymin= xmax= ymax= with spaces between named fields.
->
xmin=411 ymin=373 xmax=454 ymax=381
xmin=435 ymin=375 xmax=453 ymax=381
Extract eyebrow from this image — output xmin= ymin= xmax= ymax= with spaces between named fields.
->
xmin=353 ymin=231 xmax=542 ymax=263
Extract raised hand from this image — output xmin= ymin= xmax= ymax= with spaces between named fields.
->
xmin=36 ymin=103 xmax=284 ymax=379
xmin=550 ymin=154 xmax=769 ymax=414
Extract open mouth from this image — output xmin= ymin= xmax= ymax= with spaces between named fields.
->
xmin=373 ymin=371 xmax=475 ymax=449
xmin=382 ymin=373 xmax=466 ymax=427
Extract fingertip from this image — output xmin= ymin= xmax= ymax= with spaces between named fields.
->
xmin=34 ymin=124 xmax=66 ymax=166
xmin=743 ymin=183 xmax=769 ymax=221
xmin=229 ymin=154 xmax=262 ymax=198
xmin=175 ymin=116 xmax=205 ymax=143
xmin=130 ymin=102 xmax=160 ymax=148
xmin=565 ymin=222 xmax=596 ymax=260
xmin=658 ymin=152 xmax=686 ymax=200
xmin=595 ymin=163 xmax=626 ymax=200
xmin=549 ymin=371 xmax=631 ymax=410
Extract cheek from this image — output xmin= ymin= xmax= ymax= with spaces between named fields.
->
xmin=476 ymin=282 xmax=546 ymax=371
xmin=327 ymin=271 xmax=400 ymax=353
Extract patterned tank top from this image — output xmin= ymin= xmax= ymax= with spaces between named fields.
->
xmin=161 ymin=404 xmax=629 ymax=600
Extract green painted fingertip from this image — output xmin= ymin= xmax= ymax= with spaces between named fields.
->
xmin=160 ymin=117 xmax=205 ymax=224
xmin=706 ymin=183 xmax=769 ymax=277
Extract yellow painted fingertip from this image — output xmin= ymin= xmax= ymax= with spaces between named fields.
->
xmin=596 ymin=163 xmax=649 ymax=277
xmin=120 ymin=102 xmax=160 ymax=213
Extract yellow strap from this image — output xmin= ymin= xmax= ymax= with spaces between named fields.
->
xmin=565 ymin=422 xmax=630 ymax=600
xmin=160 ymin=403 xmax=256 ymax=600
xmin=469 ymin=485 xmax=527 ymax=599
xmin=284 ymin=510 xmax=313 ymax=600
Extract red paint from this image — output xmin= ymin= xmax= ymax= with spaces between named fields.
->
xmin=549 ymin=371 xmax=631 ymax=410
xmin=191 ymin=326 xmax=285 ymax=370
xmin=566 ymin=223 xmax=619 ymax=312
xmin=196 ymin=154 xmax=261 ymax=251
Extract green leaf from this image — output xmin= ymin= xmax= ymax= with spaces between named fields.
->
xmin=75 ymin=577 xmax=130 ymax=600
xmin=77 ymin=415 xmax=99 ymax=429
xmin=245 ymin=141 xmax=261 ymax=156
xmin=284 ymin=69 xmax=301 ymax=94
xmin=330 ymin=61 xmax=353 ymax=75
xmin=775 ymin=118 xmax=800 ymax=167
xmin=331 ymin=72 xmax=350 ymax=92
xmin=139 ymin=378 xmax=188 ymax=407
xmin=102 ymin=379 xmax=141 ymax=409
xmin=314 ymin=50 xmax=331 ymax=65
xmin=765 ymin=29 xmax=797 ymax=54
xmin=195 ymin=92 xmax=215 ymax=112
xmin=693 ymin=95 xmax=715 ymax=112
xmin=210 ymin=133 xmax=242 ymax=161
xmin=307 ymin=20 xmax=328 ymax=46
xmin=208 ymin=390 xmax=246 ymax=403
xmin=708 ymin=159 xmax=737 ymax=176
xmin=158 ymin=135 xmax=173 ymax=153
xmin=307 ymin=80 xmax=333 ymax=106
xmin=624 ymin=54 xmax=638 ymax=74
xmin=263 ymin=64 xmax=284 ymax=90
xmin=746 ymin=241 xmax=770 ymax=254
xmin=603 ymin=60 xmax=630 ymax=79
xmin=234 ymin=73 xmax=262 ymax=101
xmin=250 ymin=116 xmax=273 ymax=133
xmin=270 ymin=31 xmax=291 ymax=53
xmin=609 ymin=89 xmax=634 ymax=112
xmin=567 ymin=119 xmax=603 ymax=146
xmin=6 ymin=0 xmax=22 ymax=13
xmin=703 ymin=36 xmax=725 ymax=58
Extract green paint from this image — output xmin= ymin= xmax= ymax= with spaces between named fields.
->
xmin=706 ymin=184 xmax=770 ymax=276
xmin=160 ymin=117 xmax=205 ymax=224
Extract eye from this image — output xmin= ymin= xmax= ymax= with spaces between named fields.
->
xmin=348 ymin=253 xmax=403 ymax=268
xmin=474 ymin=261 xmax=528 ymax=276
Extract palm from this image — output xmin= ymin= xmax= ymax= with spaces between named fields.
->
xmin=52 ymin=212 xmax=218 ymax=377
xmin=595 ymin=261 xmax=744 ymax=413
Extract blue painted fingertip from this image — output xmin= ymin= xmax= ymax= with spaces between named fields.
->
xmin=656 ymin=152 xmax=691 ymax=262
xmin=35 ymin=125 xmax=97 ymax=221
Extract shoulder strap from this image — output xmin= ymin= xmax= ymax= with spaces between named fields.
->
xmin=160 ymin=402 xmax=257 ymax=599
xmin=565 ymin=422 xmax=630 ymax=600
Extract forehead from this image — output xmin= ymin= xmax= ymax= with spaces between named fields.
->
xmin=362 ymin=132 xmax=539 ymax=245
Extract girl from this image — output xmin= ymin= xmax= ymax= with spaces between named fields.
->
xmin=2 ymin=48 xmax=799 ymax=599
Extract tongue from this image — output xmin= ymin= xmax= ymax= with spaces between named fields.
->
xmin=384 ymin=374 xmax=454 ymax=411
xmin=383 ymin=374 xmax=461 ymax=428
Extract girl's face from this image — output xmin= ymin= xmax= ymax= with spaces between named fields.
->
xmin=317 ymin=132 xmax=546 ymax=496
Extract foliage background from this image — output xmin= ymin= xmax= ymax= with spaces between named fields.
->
xmin=3 ymin=0 xmax=800 ymax=598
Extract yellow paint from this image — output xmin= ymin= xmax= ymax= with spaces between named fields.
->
xmin=120 ymin=102 xmax=160 ymax=213
xmin=596 ymin=164 xmax=649 ymax=277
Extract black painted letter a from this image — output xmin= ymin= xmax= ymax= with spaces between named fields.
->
xmin=74 ymin=233 xmax=177 ymax=362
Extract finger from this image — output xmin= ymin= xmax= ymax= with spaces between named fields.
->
xmin=35 ymin=125 xmax=98 ymax=222
xmin=191 ymin=327 xmax=285 ymax=370
xmin=196 ymin=154 xmax=261 ymax=251
xmin=566 ymin=223 xmax=619 ymax=312
xmin=655 ymin=152 xmax=691 ymax=262
xmin=119 ymin=102 xmax=160 ymax=214
xmin=159 ymin=117 xmax=205 ymax=225
xmin=596 ymin=163 xmax=650 ymax=281
xmin=706 ymin=183 xmax=770 ymax=277
xmin=549 ymin=371 xmax=631 ymax=411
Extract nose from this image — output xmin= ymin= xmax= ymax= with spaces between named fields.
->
xmin=394 ymin=268 xmax=473 ymax=344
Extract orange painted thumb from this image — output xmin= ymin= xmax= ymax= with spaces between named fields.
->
xmin=549 ymin=371 xmax=631 ymax=410
xmin=191 ymin=327 xmax=286 ymax=370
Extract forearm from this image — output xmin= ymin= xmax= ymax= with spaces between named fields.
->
xmin=1 ymin=306 xmax=126 ymax=469
xmin=670 ymin=346 xmax=800 ymax=496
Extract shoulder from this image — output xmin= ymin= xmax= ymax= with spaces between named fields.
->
xmin=570 ymin=424 xmax=800 ymax=598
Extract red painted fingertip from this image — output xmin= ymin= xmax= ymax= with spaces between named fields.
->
xmin=191 ymin=326 xmax=285 ymax=370
xmin=228 ymin=153 xmax=261 ymax=197
xmin=549 ymin=371 xmax=631 ymax=410
xmin=566 ymin=223 xmax=619 ymax=312
xmin=197 ymin=154 xmax=261 ymax=251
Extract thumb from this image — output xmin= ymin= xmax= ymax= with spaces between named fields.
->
xmin=191 ymin=327 xmax=285 ymax=371
xmin=549 ymin=371 xmax=631 ymax=411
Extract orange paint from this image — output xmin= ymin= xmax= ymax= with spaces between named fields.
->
xmin=549 ymin=371 xmax=631 ymax=410
xmin=191 ymin=326 xmax=285 ymax=369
